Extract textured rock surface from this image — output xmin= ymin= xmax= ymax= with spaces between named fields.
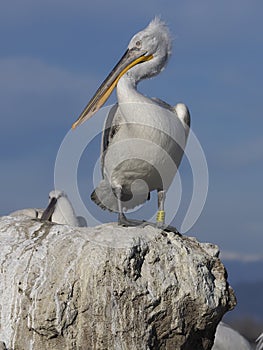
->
xmin=0 ymin=215 xmax=236 ymax=350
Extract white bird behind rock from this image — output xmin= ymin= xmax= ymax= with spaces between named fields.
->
xmin=256 ymin=332 xmax=263 ymax=350
xmin=41 ymin=190 xmax=87 ymax=227
xmin=9 ymin=208 xmax=43 ymax=219
xmin=212 ymin=322 xmax=252 ymax=350
xmin=9 ymin=190 xmax=87 ymax=227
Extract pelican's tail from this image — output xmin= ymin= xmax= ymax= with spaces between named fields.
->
xmin=91 ymin=179 xmax=150 ymax=213
xmin=91 ymin=179 xmax=119 ymax=212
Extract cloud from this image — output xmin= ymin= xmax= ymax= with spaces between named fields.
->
xmin=220 ymin=251 xmax=263 ymax=263
xmin=0 ymin=57 xmax=94 ymax=95
xmin=0 ymin=57 xmax=97 ymax=130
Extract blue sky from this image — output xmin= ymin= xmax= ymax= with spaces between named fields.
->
xmin=0 ymin=1 xmax=263 ymax=258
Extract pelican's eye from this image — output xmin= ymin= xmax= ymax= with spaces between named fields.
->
xmin=135 ymin=40 xmax=142 ymax=49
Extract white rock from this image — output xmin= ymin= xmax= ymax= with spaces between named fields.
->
xmin=0 ymin=216 xmax=235 ymax=350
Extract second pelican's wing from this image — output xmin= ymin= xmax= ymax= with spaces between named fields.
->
xmin=100 ymin=103 xmax=122 ymax=176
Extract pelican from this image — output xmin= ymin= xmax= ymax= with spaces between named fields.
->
xmin=41 ymin=190 xmax=87 ymax=227
xmin=212 ymin=322 xmax=252 ymax=350
xmin=9 ymin=208 xmax=43 ymax=219
xmin=72 ymin=18 xmax=190 ymax=229
xmin=256 ymin=332 xmax=263 ymax=350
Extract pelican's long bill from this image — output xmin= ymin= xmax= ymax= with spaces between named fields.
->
xmin=40 ymin=197 xmax=57 ymax=221
xmin=72 ymin=48 xmax=153 ymax=129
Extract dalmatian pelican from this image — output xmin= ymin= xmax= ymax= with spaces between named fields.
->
xmin=72 ymin=18 xmax=190 ymax=230
xmin=41 ymin=190 xmax=87 ymax=227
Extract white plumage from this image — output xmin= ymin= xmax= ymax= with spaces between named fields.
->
xmin=9 ymin=190 xmax=86 ymax=227
xmin=212 ymin=322 xmax=252 ymax=350
xmin=256 ymin=332 xmax=263 ymax=350
xmin=41 ymin=190 xmax=87 ymax=227
xmin=9 ymin=208 xmax=43 ymax=219
xmin=72 ymin=18 xmax=190 ymax=227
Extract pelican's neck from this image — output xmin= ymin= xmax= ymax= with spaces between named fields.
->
xmin=116 ymin=73 xmax=146 ymax=105
xmin=54 ymin=197 xmax=78 ymax=225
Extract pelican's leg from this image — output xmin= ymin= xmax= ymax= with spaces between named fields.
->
xmin=115 ymin=187 xmax=179 ymax=233
xmin=115 ymin=185 xmax=147 ymax=227
xmin=156 ymin=190 xmax=166 ymax=228
xmin=115 ymin=186 xmax=126 ymax=225
xmin=156 ymin=190 xmax=180 ymax=234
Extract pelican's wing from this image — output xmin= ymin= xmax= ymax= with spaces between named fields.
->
xmin=151 ymin=97 xmax=175 ymax=112
xmin=152 ymin=97 xmax=190 ymax=129
xmin=100 ymin=103 xmax=122 ymax=175
xmin=173 ymin=103 xmax=190 ymax=128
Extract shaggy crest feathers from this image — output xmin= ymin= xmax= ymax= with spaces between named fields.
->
xmin=146 ymin=17 xmax=172 ymax=57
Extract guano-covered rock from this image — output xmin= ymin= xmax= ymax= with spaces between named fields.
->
xmin=0 ymin=215 xmax=235 ymax=349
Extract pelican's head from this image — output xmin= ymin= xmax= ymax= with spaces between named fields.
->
xmin=72 ymin=18 xmax=172 ymax=129
xmin=127 ymin=17 xmax=172 ymax=81
xmin=49 ymin=190 xmax=65 ymax=200
xmin=41 ymin=190 xmax=79 ymax=226
xmin=41 ymin=190 xmax=68 ymax=222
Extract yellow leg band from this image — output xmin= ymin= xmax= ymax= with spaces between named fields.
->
xmin=156 ymin=210 xmax=165 ymax=223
